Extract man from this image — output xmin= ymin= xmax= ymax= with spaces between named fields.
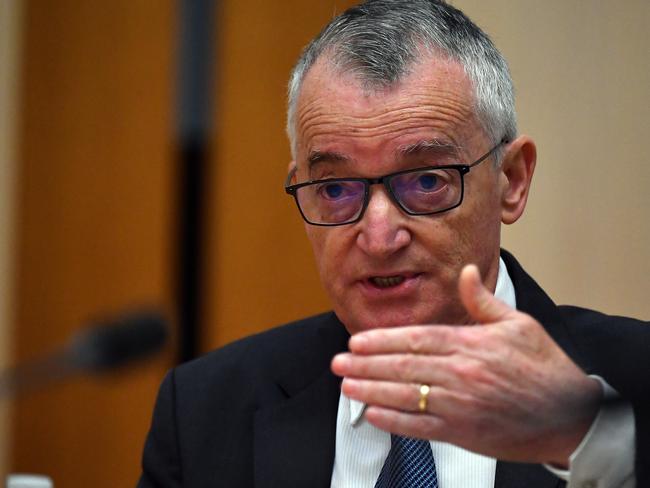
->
xmin=138 ymin=1 xmax=649 ymax=486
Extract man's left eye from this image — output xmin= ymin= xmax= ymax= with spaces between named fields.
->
xmin=417 ymin=174 xmax=438 ymax=190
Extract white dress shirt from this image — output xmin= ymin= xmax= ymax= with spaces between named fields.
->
xmin=330 ymin=258 xmax=635 ymax=487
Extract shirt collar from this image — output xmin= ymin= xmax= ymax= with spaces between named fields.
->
xmin=347 ymin=256 xmax=517 ymax=426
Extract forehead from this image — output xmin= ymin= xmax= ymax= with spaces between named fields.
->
xmin=294 ymin=55 xmax=481 ymax=163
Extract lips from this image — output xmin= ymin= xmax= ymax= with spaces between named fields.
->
xmin=364 ymin=272 xmax=421 ymax=290
xmin=369 ymin=275 xmax=406 ymax=288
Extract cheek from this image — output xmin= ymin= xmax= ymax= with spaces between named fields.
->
xmin=305 ymin=225 xmax=324 ymax=266
xmin=305 ymin=227 xmax=348 ymax=289
xmin=454 ymin=177 xmax=504 ymax=264
xmin=427 ymin=177 xmax=502 ymax=262
xmin=463 ymin=168 xmax=503 ymax=220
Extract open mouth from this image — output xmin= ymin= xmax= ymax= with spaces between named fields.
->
xmin=369 ymin=275 xmax=407 ymax=288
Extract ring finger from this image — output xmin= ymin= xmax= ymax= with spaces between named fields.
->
xmin=341 ymin=378 xmax=451 ymax=415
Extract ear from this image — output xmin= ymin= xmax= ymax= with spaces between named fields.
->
xmin=286 ymin=161 xmax=297 ymax=185
xmin=499 ymin=135 xmax=536 ymax=224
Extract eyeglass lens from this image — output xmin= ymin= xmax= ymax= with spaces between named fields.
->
xmin=296 ymin=180 xmax=366 ymax=224
xmin=390 ymin=168 xmax=461 ymax=214
xmin=295 ymin=167 xmax=463 ymax=224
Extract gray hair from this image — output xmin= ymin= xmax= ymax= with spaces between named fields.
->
xmin=286 ymin=0 xmax=517 ymax=159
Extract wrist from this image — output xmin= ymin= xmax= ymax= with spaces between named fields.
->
xmin=547 ymin=376 xmax=603 ymax=467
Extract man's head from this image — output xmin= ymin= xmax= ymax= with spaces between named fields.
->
xmin=286 ymin=0 xmax=536 ymax=335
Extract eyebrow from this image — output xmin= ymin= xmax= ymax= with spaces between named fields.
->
xmin=397 ymin=140 xmax=462 ymax=160
xmin=306 ymin=139 xmax=462 ymax=169
xmin=307 ymin=150 xmax=350 ymax=168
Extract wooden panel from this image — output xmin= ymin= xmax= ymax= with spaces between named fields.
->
xmin=0 ymin=0 xmax=24 ymax=475
xmin=11 ymin=1 xmax=176 ymax=486
xmin=204 ymin=0 xmax=358 ymax=349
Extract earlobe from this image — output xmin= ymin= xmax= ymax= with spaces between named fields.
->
xmin=500 ymin=136 xmax=537 ymax=225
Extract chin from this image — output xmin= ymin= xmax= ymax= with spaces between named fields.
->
xmin=338 ymin=308 xmax=426 ymax=335
xmin=337 ymin=302 xmax=470 ymax=335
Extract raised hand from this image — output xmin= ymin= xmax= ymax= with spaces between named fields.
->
xmin=331 ymin=264 xmax=602 ymax=466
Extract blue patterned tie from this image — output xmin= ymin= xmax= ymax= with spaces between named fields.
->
xmin=374 ymin=435 xmax=438 ymax=488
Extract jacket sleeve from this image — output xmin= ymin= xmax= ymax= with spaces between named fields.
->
xmin=137 ymin=370 xmax=182 ymax=488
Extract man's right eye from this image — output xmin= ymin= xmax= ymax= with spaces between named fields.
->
xmin=319 ymin=183 xmax=345 ymax=199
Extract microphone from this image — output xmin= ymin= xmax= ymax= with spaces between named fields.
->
xmin=0 ymin=310 xmax=168 ymax=398
xmin=67 ymin=311 xmax=168 ymax=371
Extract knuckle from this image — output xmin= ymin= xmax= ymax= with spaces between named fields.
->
xmin=456 ymin=326 xmax=481 ymax=348
xmin=406 ymin=328 xmax=428 ymax=352
xmin=509 ymin=313 xmax=537 ymax=335
xmin=509 ymin=319 xmax=527 ymax=336
xmin=450 ymin=359 xmax=482 ymax=381
xmin=394 ymin=354 xmax=416 ymax=380
xmin=437 ymin=326 xmax=453 ymax=347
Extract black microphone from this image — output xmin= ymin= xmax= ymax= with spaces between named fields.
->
xmin=67 ymin=311 xmax=168 ymax=371
xmin=0 ymin=310 xmax=168 ymax=398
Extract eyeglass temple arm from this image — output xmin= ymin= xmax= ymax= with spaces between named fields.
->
xmin=284 ymin=166 xmax=297 ymax=190
xmin=467 ymin=137 xmax=510 ymax=168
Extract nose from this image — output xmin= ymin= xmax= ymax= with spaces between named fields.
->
xmin=356 ymin=186 xmax=412 ymax=258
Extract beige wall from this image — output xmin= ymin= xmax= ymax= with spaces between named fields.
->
xmin=0 ymin=0 xmax=23 ymax=474
xmin=453 ymin=0 xmax=650 ymax=318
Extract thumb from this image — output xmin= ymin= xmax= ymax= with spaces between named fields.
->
xmin=459 ymin=264 xmax=515 ymax=324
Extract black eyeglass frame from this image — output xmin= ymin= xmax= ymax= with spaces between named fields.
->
xmin=285 ymin=138 xmax=509 ymax=227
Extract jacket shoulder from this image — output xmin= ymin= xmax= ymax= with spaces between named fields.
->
xmin=170 ymin=311 xmax=348 ymax=405
xmin=558 ymin=305 xmax=647 ymax=329
xmin=557 ymin=304 xmax=649 ymax=399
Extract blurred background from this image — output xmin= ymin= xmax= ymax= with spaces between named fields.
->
xmin=0 ymin=0 xmax=647 ymax=486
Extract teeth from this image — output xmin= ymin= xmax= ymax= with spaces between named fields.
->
xmin=371 ymin=276 xmax=405 ymax=288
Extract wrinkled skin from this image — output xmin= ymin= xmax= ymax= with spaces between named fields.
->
xmin=290 ymin=55 xmax=601 ymax=466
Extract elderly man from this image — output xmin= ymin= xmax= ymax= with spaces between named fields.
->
xmin=138 ymin=1 xmax=648 ymax=487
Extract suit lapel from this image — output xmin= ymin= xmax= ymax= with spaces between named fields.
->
xmin=495 ymin=461 xmax=564 ymax=488
xmin=254 ymin=367 xmax=341 ymax=488
xmin=253 ymin=313 xmax=348 ymax=488
xmin=501 ymin=250 xmax=590 ymax=371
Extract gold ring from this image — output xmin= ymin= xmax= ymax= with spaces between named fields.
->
xmin=418 ymin=384 xmax=430 ymax=412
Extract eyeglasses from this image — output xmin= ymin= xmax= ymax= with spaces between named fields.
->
xmin=285 ymin=138 xmax=508 ymax=226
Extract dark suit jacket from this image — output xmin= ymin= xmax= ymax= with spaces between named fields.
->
xmin=138 ymin=251 xmax=650 ymax=487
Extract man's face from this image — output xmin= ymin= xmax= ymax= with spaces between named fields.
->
xmin=292 ymin=56 xmax=508 ymax=335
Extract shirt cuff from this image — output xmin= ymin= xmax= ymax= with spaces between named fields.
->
xmin=544 ymin=376 xmax=635 ymax=488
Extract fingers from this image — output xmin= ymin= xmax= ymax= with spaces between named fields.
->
xmin=347 ymin=324 xmax=469 ymax=355
xmin=332 ymin=352 xmax=454 ymax=385
xmin=342 ymin=378 xmax=470 ymax=417
xmin=342 ymin=379 xmax=428 ymax=412
xmin=459 ymin=264 xmax=514 ymax=324
xmin=364 ymin=405 xmax=447 ymax=442
xmin=341 ymin=379 xmax=450 ymax=441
